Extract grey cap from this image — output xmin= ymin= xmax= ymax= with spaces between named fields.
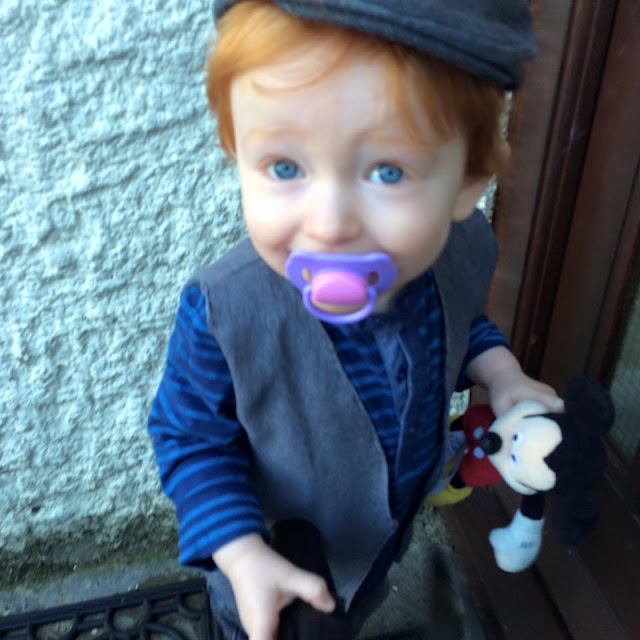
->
xmin=214 ymin=0 xmax=537 ymax=90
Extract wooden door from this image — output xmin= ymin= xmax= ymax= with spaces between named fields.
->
xmin=444 ymin=1 xmax=640 ymax=637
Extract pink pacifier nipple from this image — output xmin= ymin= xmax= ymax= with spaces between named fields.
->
xmin=285 ymin=251 xmax=397 ymax=324
xmin=310 ymin=271 xmax=369 ymax=307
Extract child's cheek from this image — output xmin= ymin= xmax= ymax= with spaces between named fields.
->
xmin=384 ymin=216 xmax=450 ymax=260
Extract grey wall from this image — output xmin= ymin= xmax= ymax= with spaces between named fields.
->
xmin=0 ymin=0 xmax=245 ymax=576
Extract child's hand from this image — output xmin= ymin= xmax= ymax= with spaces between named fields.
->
xmin=486 ymin=367 xmax=564 ymax=417
xmin=213 ymin=533 xmax=336 ymax=640
xmin=466 ymin=346 xmax=564 ymax=417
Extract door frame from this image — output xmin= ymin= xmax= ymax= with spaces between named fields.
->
xmin=449 ymin=1 xmax=640 ymax=637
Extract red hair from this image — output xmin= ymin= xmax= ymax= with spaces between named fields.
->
xmin=207 ymin=0 xmax=509 ymax=176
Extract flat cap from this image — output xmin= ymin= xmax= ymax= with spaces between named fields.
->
xmin=214 ymin=0 xmax=537 ymax=90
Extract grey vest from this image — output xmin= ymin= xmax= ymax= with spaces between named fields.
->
xmin=192 ymin=210 xmax=497 ymax=607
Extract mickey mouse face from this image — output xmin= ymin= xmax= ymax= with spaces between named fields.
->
xmin=482 ymin=401 xmax=562 ymax=495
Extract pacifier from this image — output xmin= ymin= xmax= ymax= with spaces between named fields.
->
xmin=285 ymin=250 xmax=397 ymax=324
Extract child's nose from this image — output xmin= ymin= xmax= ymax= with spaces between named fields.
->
xmin=302 ymin=181 xmax=362 ymax=247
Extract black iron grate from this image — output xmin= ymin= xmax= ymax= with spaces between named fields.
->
xmin=0 ymin=579 xmax=218 ymax=640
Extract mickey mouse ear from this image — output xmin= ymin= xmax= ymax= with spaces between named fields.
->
xmin=564 ymin=376 xmax=615 ymax=435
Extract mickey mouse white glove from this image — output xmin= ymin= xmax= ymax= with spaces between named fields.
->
xmin=489 ymin=509 xmax=543 ymax=572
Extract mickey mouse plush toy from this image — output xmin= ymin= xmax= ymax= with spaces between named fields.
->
xmin=453 ymin=376 xmax=615 ymax=572
xmin=273 ymin=378 xmax=615 ymax=638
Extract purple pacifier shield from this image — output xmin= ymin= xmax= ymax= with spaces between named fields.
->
xmin=285 ymin=250 xmax=397 ymax=324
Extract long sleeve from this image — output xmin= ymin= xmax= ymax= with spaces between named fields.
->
xmin=148 ymin=284 xmax=267 ymax=569
xmin=456 ymin=314 xmax=510 ymax=391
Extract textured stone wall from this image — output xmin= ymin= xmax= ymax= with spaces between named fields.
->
xmin=0 ymin=0 xmax=244 ymax=574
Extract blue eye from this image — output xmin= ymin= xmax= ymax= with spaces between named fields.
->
xmin=268 ymin=160 xmax=303 ymax=180
xmin=369 ymin=163 xmax=405 ymax=185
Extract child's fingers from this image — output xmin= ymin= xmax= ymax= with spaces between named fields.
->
xmin=521 ymin=387 xmax=564 ymax=413
xmin=539 ymin=395 xmax=564 ymax=412
xmin=286 ymin=570 xmax=336 ymax=613
xmin=492 ymin=380 xmax=565 ymax=416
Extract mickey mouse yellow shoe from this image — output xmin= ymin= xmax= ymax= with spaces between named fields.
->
xmin=426 ymin=483 xmax=473 ymax=507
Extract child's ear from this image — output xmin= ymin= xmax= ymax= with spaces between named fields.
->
xmin=452 ymin=175 xmax=492 ymax=222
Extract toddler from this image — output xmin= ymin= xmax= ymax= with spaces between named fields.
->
xmin=148 ymin=1 xmax=563 ymax=638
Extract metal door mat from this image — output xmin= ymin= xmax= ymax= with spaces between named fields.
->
xmin=0 ymin=578 xmax=219 ymax=640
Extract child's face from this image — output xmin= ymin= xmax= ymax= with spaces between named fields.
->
xmin=230 ymin=47 xmax=487 ymax=308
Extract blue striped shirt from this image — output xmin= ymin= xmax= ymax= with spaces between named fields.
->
xmin=148 ymin=269 xmax=508 ymax=569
